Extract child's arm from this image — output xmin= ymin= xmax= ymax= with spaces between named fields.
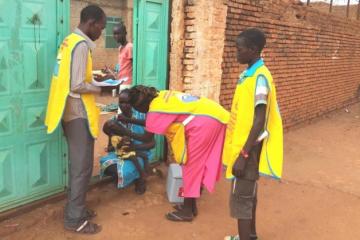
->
xmin=232 ymin=104 xmax=266 ymax=177
xmin=117 ymin=115 xmax=146 ymax=126
xmin=106 ymin=122 xmax=154 ymax=142
xmin=133 ymin=139 xmax=156 ymax=151
xmin=132 ymin=130 xmax=155 ymax=150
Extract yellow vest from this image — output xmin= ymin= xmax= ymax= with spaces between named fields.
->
xmin=150 ymin=90 xmax=230 ymax=164
xmin=222 ymin=62 xmax=283 ymax=179
xmin=45 ymin=33 xmax=100 ymax=138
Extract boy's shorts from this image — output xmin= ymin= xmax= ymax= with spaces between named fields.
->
xmin=229 ymin=144 xmax=261 ymax=220
xmin=230 ymin=178 xmax=257 ymax=219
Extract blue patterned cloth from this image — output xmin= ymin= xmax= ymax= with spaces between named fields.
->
xmin=100 ymin=152 xmax=144 ymax=188
xmin=100 ymin=108 xmax=154 ymax=188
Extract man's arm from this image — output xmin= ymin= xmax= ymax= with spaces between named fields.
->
xmin=71 ymin=42 xmax=101 ymax=94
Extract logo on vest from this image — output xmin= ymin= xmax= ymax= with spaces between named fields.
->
xmin=177 ymin=93 xmax=199 ymax=103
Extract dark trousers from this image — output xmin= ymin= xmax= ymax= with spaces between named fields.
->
xmin=62 ymin=119 xmax=94 ymax=227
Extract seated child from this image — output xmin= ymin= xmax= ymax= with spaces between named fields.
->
xmin=111 ymin=135 xmax=150 ymax=180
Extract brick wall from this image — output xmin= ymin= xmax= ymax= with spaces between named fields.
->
xmin=169 ymin=0 xmax=228 ymax=100
xmin=71 ymin=0 xmax=133 ymax=69
xmin=169 ymin=0 xmax=185 ymax=91
xmin=221 ymin=0 xmax=360 ymax=128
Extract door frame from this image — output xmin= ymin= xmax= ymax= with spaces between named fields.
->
xmin=132 ymin=0 xmax=170 ymax=162
xmin=57 ymin=0 xmax=70 ymax=188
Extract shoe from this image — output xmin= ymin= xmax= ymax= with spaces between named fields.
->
xmin=224 ymin=234 xmax=258 ymax=240
xmin=224 ymin=236 xmax=239 ymax=240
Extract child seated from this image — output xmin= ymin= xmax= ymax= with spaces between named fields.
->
xmin=111 ymin=135 xmax=150 ymax=179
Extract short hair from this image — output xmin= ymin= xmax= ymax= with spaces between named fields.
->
xmin=119 ymin=88 xmax=130 ymax=100
xmin=128 ymin=85 xmax=158 ymax=106
xmin=114 ymin=22 xmax=127 ymax=34
xmin=119 ymin=88 xmax=130 ymax=96
xmin=118 ymin=89 xmax=131 ymax=104
xmin=80 ymin=5 xmax=105 ymax=23
xmin=237 ymin=28 xmax=266 ymax=53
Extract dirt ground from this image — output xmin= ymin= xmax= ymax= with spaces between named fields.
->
xmin=0 ymin=103 xmax=359 ymax=240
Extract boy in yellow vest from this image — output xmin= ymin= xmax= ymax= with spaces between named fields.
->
xmin=223 ymin=28 xmax=283 ymax=240
xmin=45 ymin=5 xmax=111 ymax=234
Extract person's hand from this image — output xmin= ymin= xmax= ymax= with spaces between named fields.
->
xmin=127 ymin=142 xmax=136 ymax=151
xmin=232 ymin=155 xmax=247 ymax=178
xmin=94 ymin=73 xmax=115 ymax=82
xmin=101 ymin=66 xmax=111 ymax=74
xmin=100 ymin=85 xmax=117 ymax=93
xmin=113 ymin=124 xmax=128 ymax=136
xmin=117 ymin=114 xmax=130 ymax=123
xmin=93 ymin=73 xmax=106 ymax=82
xmin=122 ymin=145 xmax=131 ymax=152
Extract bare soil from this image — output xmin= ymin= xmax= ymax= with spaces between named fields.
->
xmin=0 ymin=103 xmax=359 ymax=240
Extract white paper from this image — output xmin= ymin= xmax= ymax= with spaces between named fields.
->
xmin=91 ymin=78 xmax=125 ymax=87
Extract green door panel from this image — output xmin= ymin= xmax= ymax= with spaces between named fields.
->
xmin=0 ymin=0 xmax=68 ymax=212
xmin=134 ymin=0 xmax=169 ymax=163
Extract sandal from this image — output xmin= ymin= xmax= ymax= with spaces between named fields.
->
xmin=65 ymin=220 xmax=102 ymax=234
xmin=165 ymin=211 xmax=193 ymax=222
xmin=224 ymin=236 xmax=240 ymax=240
xmin=224 ymin=234 xmax=258 ymax=240
xmin=84 ymin=208 xmax=97 ymax=220
xmin=173 ymin=204 xmax=198 ymax=216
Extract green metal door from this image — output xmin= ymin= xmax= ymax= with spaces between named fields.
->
xmin=133 ymin=0 xmax=169 ymax=162
xmin=0 ymin=0 xmax=68 ymax=212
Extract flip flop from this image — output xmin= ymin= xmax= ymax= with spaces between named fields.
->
xmin=173 ymin=204 xmax=198 ymax=216
xmin=165 ymin=211 xmax=193 ymax=222
xmin=84 ymin=209 xmax=97 ymax=220
xmin=224 ymin=236 xmax=239 ymax=240
xmin=224 ymin=234 xmax=258 ymax=240
xmin=65 ymin=220 xmax=102 ymax=235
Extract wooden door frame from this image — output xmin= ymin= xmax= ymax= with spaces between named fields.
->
xmin=132 ymin=0 xmax=171 ymax=162
xmin=57 ymin=0 xmax=70 ymax=187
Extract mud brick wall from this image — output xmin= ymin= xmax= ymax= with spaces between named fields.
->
xmin=169 ymin=0 xmax=186 ymax=91
xmin=71 ymin=0 xmax=133 ymax=69
xmin=169 ymin=0 xmax=228 ymax=100
xmin=221 ymin=0 xmax=360 ymax=128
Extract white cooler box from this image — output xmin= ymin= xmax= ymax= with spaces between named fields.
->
xmin=166 ymin=164 xmax=184 ymax=203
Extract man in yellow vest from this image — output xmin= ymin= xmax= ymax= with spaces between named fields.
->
xmin=45 ymin=5 xmax=110 ymax=234
xmin=223 ymin=28 xmax=283 ymax=240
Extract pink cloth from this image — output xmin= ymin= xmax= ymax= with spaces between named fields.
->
xmin=146 ymin=113 xmax=226 ymax=198
xmin=118 ymin=42 xmax=133 ymax=85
